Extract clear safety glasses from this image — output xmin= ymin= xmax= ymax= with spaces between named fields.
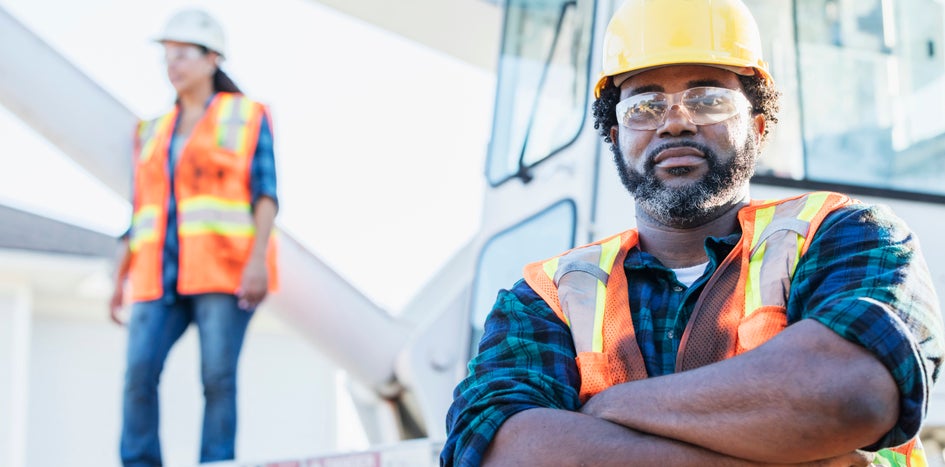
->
xmin=163 ymin=45 xmax=206 ymax=64
xmin=615 ymin=86 xmax=751 ymax=130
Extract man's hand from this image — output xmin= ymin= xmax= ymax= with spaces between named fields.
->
xmin=790 ymin=451 xmax=875 ymax=467
xmin=236 ymin=257 xmax=267 ymax=310
xmin=821 ymin=450 xmax=876 ymax=467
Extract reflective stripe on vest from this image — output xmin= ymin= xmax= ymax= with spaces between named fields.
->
xmin=178 ymin=195 xmax=255 ymax=237
xmin=874 ymin=438 xmax=926 ymax=467
xmin=523 ymin=229 xmax=647 ymax=398
xmin=129 ymin=204 xmax=160 ymax=252
xmin=744 ymin=191 xmax=838 ymax=315
xmin=215 ymin=94 xmax=256 ymax=156
xmin=538 ymin=235 xmax=623 ymax=353
xmin=136 ymin=113 xmax=175 ymax=164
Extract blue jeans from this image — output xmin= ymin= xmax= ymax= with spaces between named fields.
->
xmin=120 ymin=294 xmax=253 ymax=466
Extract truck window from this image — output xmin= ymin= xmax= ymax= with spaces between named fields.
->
xmin=755 ymin=0 xmax=945 ymax=197
xmin=469 ymin=200 xmax=576 ymax=358
xmin=486 ymin=0 xmax=594 ymax=185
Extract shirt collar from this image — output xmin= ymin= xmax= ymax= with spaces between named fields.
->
xmin=624 ymin=232 xmax=742 ymax=272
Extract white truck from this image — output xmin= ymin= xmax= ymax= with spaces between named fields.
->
xmin=2 ymin=0 xmax=942 ymax=464
xmin=273 ymin=0 xmax=945 ymax=463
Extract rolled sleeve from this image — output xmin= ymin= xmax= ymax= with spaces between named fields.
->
xmin=441 ymin=280 xmax=581 ymax=466
xmin=788 ymin=204 xmax=944 ymax=448
xmin=250 ymin=115 xmax=278 ymax=209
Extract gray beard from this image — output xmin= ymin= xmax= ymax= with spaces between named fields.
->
xmin=613 ymin=139 xmax=757 ymax=228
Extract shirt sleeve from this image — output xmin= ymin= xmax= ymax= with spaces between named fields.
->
xmin=787 ymin=204 xmax=944 ymax=449
xmin=250 ymin=114 xmax=278 ymax=209
xmin=440 ymin=280 xmax=582 ymax=466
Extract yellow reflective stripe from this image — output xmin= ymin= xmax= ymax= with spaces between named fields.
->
xmin=215 ymin=95 xmax=255 ymax=155
xmin=797 ymin=191 xmax=830 ymax=222
xmin=745 ymin=243 xmax=767 ymax=315
xmin=178 ymin=195 xmax=253 ymax=237
xmin=180 ymin=211 xmax=253 ymax=228
xmin=137 ymin=122 xmax=155 ymax=161
xmin=132 ymin=205 xmax=160 ymax=223
xmin=874 ymin=448 xmax=909 ymax=466
xmin=598 ymin=236 xmax=622 ymax=275
xmin=787 ymin=192 xmax=831 ymax=275
xmin=138 ymin=114 xmax=174 ymax=162
xmin=178 ymin=195 xmax=250 ymax=213
xmin=129 ymin=230 xmax=158 ymax=252
xmin=215 ymin=95 xmax=235 ymax=149
xmin=543 ymin=257 xmax=559 ymax=281
xmin=592 ymin=237 xmax=623 ymax=353
xmin=911 ymin=442 xmax=928 ymax=467
xmin=130 ymin=205 xmax=161 ymax=252
xmin=745 ymin=206 xmax=777 ymax=315
xmin=179 ymin=222 xmax=255 ymax=237
xmin=234 ymin=98 xmax=253 ymax=155
xmin=749 ymin=206 xmax=777 ymax=249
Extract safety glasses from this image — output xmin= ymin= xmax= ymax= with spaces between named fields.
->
xmin=163 ymin=44 xmax=206 ymax=64
xmin=615 ymin=86 xmax=751 ymax=130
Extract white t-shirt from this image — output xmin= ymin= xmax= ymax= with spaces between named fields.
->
xmin=672 ymin=261 xmax=709 ymax=288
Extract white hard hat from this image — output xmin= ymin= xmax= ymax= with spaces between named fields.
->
xmin=155 ymin=9 xmax=227 ymax=57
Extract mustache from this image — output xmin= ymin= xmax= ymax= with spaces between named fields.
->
xmin=643 ymin=141 xmax=716 ymax=171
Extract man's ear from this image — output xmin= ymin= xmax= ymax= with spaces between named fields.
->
xmin=753 ymin=114 xmax=766 ymax=143
xmin=609 ymin=125 xmax=619 ymax=144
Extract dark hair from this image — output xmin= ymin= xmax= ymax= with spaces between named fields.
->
xmin=592 ymin=73 xmax=781 ymax=147
xmin=212 ymin=69 xmax=242 ymax=94
xmin=196 ymin=45 xmax=242 ymax=94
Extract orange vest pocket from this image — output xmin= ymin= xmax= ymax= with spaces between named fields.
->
xmin=736 ymin=305 xmax=788 ymax=353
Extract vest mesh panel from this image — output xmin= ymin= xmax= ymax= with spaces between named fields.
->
xmin=677 ymin=255 xmax=742 ymax=371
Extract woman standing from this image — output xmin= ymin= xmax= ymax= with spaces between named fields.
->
xmin=109 ymin=9 xmax=278 ymax=466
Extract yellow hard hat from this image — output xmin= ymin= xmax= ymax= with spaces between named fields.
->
xmin=155 ymin=9 xmax=227 ymax=58
xmin=594 ymin=0 xmax=772 ymax=97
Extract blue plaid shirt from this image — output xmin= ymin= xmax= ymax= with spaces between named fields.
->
xmin=442 ymin=203 xmax=944 ymax=466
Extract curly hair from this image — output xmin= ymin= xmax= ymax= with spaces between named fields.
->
xmin=592 ymin=73 xmax=781 ymax=148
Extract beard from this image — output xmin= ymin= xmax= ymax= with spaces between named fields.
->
xmin=613 ymin=138 xmax=758 ymax=228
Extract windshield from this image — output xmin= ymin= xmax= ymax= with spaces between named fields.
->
xmin=469 ymin=200 xmax=576 ymax=358
xmin=753 ymin=0 xmax=945 ymax=197
xmin=485 ymin=0 xmax=594 ymax=185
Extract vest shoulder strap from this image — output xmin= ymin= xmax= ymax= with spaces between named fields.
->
xmin=523 ymin=229 xmax=648 ymax=399
xmin=678 ymin=191 xmax=854 ymax=370
xmin=210 ymin=93 xmax=267 ymax=157
xmin=523 ymin=230 xmax=635 ymax=328
xmin=135 ymin=111 xmax=176 ymax=163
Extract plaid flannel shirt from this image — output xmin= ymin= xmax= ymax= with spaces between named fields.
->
xmin=442 ymin=203 xmax=944 ymax=466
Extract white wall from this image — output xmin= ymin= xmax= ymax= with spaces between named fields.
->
xmin=0 ymin=282 xmax=31 ymax=467
xmin=23 ymin=309 xmax=341 ymax=467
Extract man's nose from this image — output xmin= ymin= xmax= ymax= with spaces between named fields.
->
xmin=657 ymin=104 xmax=698 ymax=137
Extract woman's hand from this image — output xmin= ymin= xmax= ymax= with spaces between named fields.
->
xmin=236 ymin=257 xmax=268 ymax=310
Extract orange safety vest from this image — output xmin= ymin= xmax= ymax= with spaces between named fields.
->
xmin=522 ymin=191 xmax=925 ymax=466
xmin=129 ymin=92 xmax=279 ymax=302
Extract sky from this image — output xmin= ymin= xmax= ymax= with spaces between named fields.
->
xmin=0 ymin=0 xmax=496 ymax=313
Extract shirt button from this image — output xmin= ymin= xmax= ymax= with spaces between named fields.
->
xmin=673 ymin=285 xmax=684 ymax=292
xmin=666 ymin=330 xmax=675 ymax=339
